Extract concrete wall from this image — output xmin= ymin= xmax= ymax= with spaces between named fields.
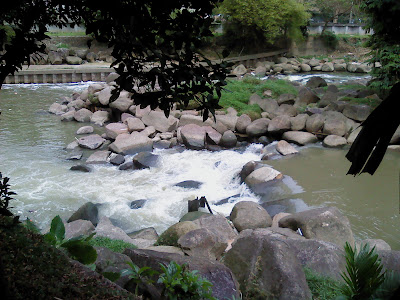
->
xmin=307 ymin=23 xmax=372 ymax=35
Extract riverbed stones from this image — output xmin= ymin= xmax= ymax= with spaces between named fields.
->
xmin=232 ymin=64 xmax=247 ymax=76
xmin=230 ymin=201 xmax=272 ymax=232
xmin=65 ymin=219 xmax=95 ymax=240
xmin=88 ymin=83 xmax=104 ymax=95
xmin=220 ymin=130 xmax=237 ymax=148
xmin=105 ymin=123 xmax=129 ymax=139
xmin=306 ymin=76 xmax=327 ymax=88
xmin=90 ymin=110 xmax=110 ymax=126
xmin=95 ymin=217 xmax=135 ymax=244
xmin=268 ymin=115 xmax=291 ymax=134
xmin=174 ymin=180 xmax=203 ymax=189
xmin=133 ymin=152 xmax=160 ymax=169
xmin=61 ymin=110 xmax=76 ymax=122
xmin=178 ymin=228 xmax=228 ymax=260
xmin=109 ymin=132 xmax=153 ymax=155
xmin=74 ymin=108 xmax=93 ymax=122
xmin=342 ymin=104 xmax=371 ymax=122
xmin=297 ymin=87 xmax=320 ymax=105
xmin=156 ymin=221 xmax=200 ymax=247
xmin=76 ymin=126 xmax=94 ymax=135
xmin=246 ymin=118 xmax=270 ymax=137
xmin=178 ymin=114 xmax=213 ymax=128
xmin=86 ymin=150 xmax=110 ymax=164
xmin=77 ymin=134 xmax=105 ymax=150
xmin=180 ymin=124 xmax=206 ymax=150
xmin=70 ymin=164 xmax=92 ymax=172
xmin=68 ymin=201 xmax=99 ymax=226
xmin=222 ymin=229 xmax=312 ymax=299
xmin=66 ymin=56 xmax=82 ymax=65
xmin=290 ymin=113 xmax=308 ymax=131
xmin=141 ymin=111 xmax=178 ymax=133
xmin=305 ymin=113 xmax=325 ymax=133
xmin=49 ymin=103 xmax=67 ymax=115
xmin=66 ymin=150 xmax=83 ymax=160
xmin=276 ymin=140 xmax=298 ymax=155
xmin=282 ymin=131 xmax=318 ymax=145
xmin=323 ymin=135 xmax=347 ymax=148
xmin=193 ymin=215 xmax=238 ymax=245
xmin=216 ymin=114 xmax=238 ymax=131
xmin=109 ymin=95 xmax=133 ymax=112
xmin=245 ymin=167 xmax=283 ymax=189
xmin=279 ymin=206 xmax=355 ymax=248
xmin=204 ymin=126 xmax=222 ymax=145
xmin=98 ymin=86 xmax=113 ymax=105
xmin=125 ymin=117 xmax=145 ymax=132
xmin=236 ymin=114 xmax=252 ymax=133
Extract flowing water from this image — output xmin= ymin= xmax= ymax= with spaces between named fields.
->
xmin=1 ymin=77 xmax=399 ymax=249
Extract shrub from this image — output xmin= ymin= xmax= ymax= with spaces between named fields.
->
xmin=88 ymin=236 xmax=137 ymax=253
xmin=321 ymin=31 xmax=339 ymax=50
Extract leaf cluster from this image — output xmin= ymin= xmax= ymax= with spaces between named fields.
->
xmin=0 ymin=172 xmax=16 ymax=217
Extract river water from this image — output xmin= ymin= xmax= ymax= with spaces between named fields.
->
xmin=1 ymin=77 xmax=399 ymax=249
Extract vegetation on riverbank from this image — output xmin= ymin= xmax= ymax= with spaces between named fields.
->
xmin=89 ymin=236 xmax=138 ymax=253
xmin=304 ymin=268 xmax=341 ymax=299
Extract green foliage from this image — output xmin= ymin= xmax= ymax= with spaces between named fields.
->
xmin=361 ymin=0 xmax=400 ymax=92
xmin=219 ymin=0 xmax=309 ymax=52
xmin=0 ymin=172 xmax=16 ymax=217
xmin=321 ymin=31 xmax=339 ymax=50
xmin=304 ymin=268 xmax=341 ymax=300
xmin=88 ymin=236 xmax=138 ymax=253
xmin=55 ymin=42 xmax=70 ymax=49
xmin=314 ymin=0 xmax=353 ymax=24
xmin=0 ymin=215 xmax=133 ymax=299
xmin=122 ymin=262 xmax=158 ymax=296
xmin=340 ymin=97 xmax=381 ymax=109
xmin=338 ymin=242 xmax=385 ymax=299
xmin=158 ymin=261 xmax=215 ymax=300
xmin=44 ymin=215 xmax=97 ymax=265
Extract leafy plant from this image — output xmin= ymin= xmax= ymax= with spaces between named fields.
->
xmin=88 ymin=236 xmax=137 ymax=253
xmin=158 ymin=261 xmax=215 ymax=300
xmin=337 ymin=242 xmax=385 ymax=299
xmin=0 ymin=172 xmax=16 ymax=217
xmin=44 ymin=215 xmax=97 ymax=265
xmin=121 ymin=261 xmax=158 ymax=296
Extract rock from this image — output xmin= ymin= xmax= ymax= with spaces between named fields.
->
xmin=144 ymin=246 xmax=185 ymax=256
xmin=133 ymin=152 xmax=160 ymax=169
xmin=94 ymin=246 xmax=132 ymax=279
xmin=230 ymin=201 xmax=272 ymax=232
xmin=88 ymin=83 xmax=104 ymax=95
xmin=358 ymin=239 xmax=391 ymax=251
xmin=254 ymin=66 xmax=267 ymax=76
xmin=77 ymin=134 xmax=105 ymax=150
xmin=239 ymin=161 xmax=260 ymax=182
xmin=66 ymin=141 xmax=79 ymax=150
xmin=215 ymin=114 xmax=238 ymax=131
xmin=98 ymin=86 xmax=113 ymax=106
xmin=275 ymin=104 xmax=297 ymax=117
xmin=109 ymin=153 xmax=125 ymax=165
xmin=105 ymin=123 xmax=129 ymax=140
xmin=356 ymin=64 xmax=372 ymax=73
xmin=180 ymin=211 xmax=211 ymax=222
xmin=157 ymin=221 xmax=200 ymax=246
xmin=105 ymin=72 xmax=119 ymax=84
xmin=70 ymin=164 xmax=92 ymax=172
xmin=141 ymin=111 xmax=178 ymax=133
xmin=245 ymin=167 xmax=283 ymax=188
xmin=306 ymin=76 xmax=328 ymax=88
xmin=66 ymin=150 xmax=83 ymax=160
xmin=74 ymin=108 xmax=93 ymax=123
xmin=141 ymin=126 xmax=156 ymax=137
xmin=323 ymin=116 xmax=347 ymax=137
xmin=128 ymin=228 xmax=158 ymax=242
xmin=86 ymin=52 xmax=97 ymax=62
xmin=308 ymin=58 xmax=320 ymax=67
xmin=86 ymin=150 xmax=110 ymax=164
xmin=180 ymin=124 xmax=206 ymax=150
xmin=236 ymin=114 xmax=252 ymax=133
xmin=347 ymin=126 xmax=361 ymax=144
xmin=300 ymin=64 xmax=311 ymax=72
xmin=323 ymin=135 xmax=347 ymax=148
xmin=193 ymin=214 xmax=238 ymax=245
xmin=222 ymin=229 xmax=312 ymax=299
xmin=61 ymin=110 xmax=76 ymax=122
xmin=49 ymin=103 xmax=67 ymax=115
xmin=268 ymin=115 xmax=291 ymax=134
xmin=279 ymin=206 xmax=355 ymax=248
xmin=178 ymin=114 xmax=213 ymax=128
xmin=178 ymin=228 xmax=227 ymax=260
xmin=109 ymin=132 xmax=153 ymax=155
xmin=343 ymin=104 xmax=371 ymax=122
xmin=68 ymin=202 xmax=99 ymax=226
xmin=306 ymin=113 xmax=325 ymax=133
xmin=282 ymin=131 xmax=318 ymax=145
xmin=297 ymin=87 xmax=320 ymax=105
xmin=272 ymin=212 xmax=291 ymax=228
xmin=321 ymin=62 xmax=334 ymax=72
xmin=124 ymin=248 xmax=240 ymax=300
xmin=66 ymin=56 xmax=82 ymax=65
xmin=126 ymin=117 xmax=145 ymax=132
xmin=276 ymin=140 xmax=298 ymax=155
xmin=204 ymin=126 xmax=222 ymax=145
xmin=65 ymin=219 xmax=95 ymax=240
xmin=232 ymin=64 xmax=247 ymax=76
xmin=246 ymin=118 xmax=270 ymax=137
xmin=118 ymin=161 xmax=134 ymax=170
xmin=130 ymin=199 xmax=147 ymax=209
xmin=95 ymin=216 xmax=135 ymax=244
xmin=68 ymin=99 xmax=86 ymax=110
xmin=109 ymin=95 xmax=133 ymax=113
xmin=219 ymin=130 xmax=237 ymax=148
xmin=175 ymin=180 xmax=203 ymax=189
xmin=90 ymin=110 xmax=110 ymax=126
xmin=76 ymin=126 xmax=94 ymax=135
xmin=290 ymin=113 xmax=308 ymax=131
xmin=277 ymin=94 xmax=296 ymax=105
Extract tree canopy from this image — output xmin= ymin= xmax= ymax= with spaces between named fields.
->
xmin=0 ymin=0 xmax=230 ymax=119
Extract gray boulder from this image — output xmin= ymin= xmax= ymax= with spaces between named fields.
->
xmin=126 ymin=117 xmax=145 ymax=132
xmin=204 ymin=126 xmax=222 ymax=145
xmin=275 ymin=104 xmax=297 ymax=117
xmin=306 ymin=76 xmax=328 ymax=88
xmin=358 ymin=239 xmax=391 ymax=251
xmin=245 ymin=167 xmax=283 ymax=189
xmin=343 ymin=104 xmax=371 ymax=122
xmin=178 ymin=114 xmax=213 ymax=128
xmin=323 ymin=116 xmax=347 ymax=136
xmin=246 ymin=118 xmax=270 ymax=137
xmin=297 ymin=87 xmax=320 ymax=105
xmin=219 ymin=130 xmax=237 ymax=148
xmin=277 ymin=94 xmax=296 ymax=105
xmin=95 ymin=217 xmax=136 ymax=244
xmin=236 ymin=114 xmax=252 ymax=133
xmin=306 ymin=113 xmax=325 ymax=133
xmin=282 ymin=131 xmax=318 ymax=145
xmin=193 ymin=214 xmax=238 ymax=245
xmin=109 ymin=132 xmax=153 ymax=155
xmin=74 ymin=108 xmax=93 ymax=123
xmin=77 ymin=134 xmax=105 ymax=150
xmin=142 ymin=111 xmax=179 ymax=133
xmin=109 ymin=153 xmax=125 ymax=165
xmin=215 ymin=114 xmax=238 ymax=131
xmin=105 ymin=123 xmax=129 ymax=140
xmin=268 ymin=115 xmax=291 ymax=134
xmin=276 ymin=140 xmax=298 ymax=156
xmin=98 ymin=86 xmax=113 ymax=106
xmin=68 ymin=202 xmax=99 ymax=226
xmin=300 ymin=64 xmax=311 ymax=72
xmin=133 ymin=152 xmax=160 ymax=169
xmin=323 ymin=135 xmax=347 ymax=148
xmin=180 ymin=124 xmax=206 ymax=150
xmin=90 ymin=110 xmax=110 ymax=126
xmin=290 ymin=114 xmax=308 ymax=131
xmin=86 ymin=150 xmax=110 ymax=164
xmin=109 ymin=95 xmax=133 ymax=113
xmin=49 ymin=103 xmax=67 ymax=115
xmin=70 ymin=164 xmax=92 ymax=172
xmin=76 ymin=126 xmax=94 ymax=135
xmin=230 ymin=201 xmax=272 ymax=232
xmin=279 ymin=207 xmax=355 ymax=248
xmin=66 ymin=56 xmax=82 ymax=65
xmin=321 ymin=62 xmax=334 ymax=72
xmin=157 ymin=221 xmax=200 ymax=247
xmin=232 ymin=64 xmax=247 ymax=76
xmin=65 ymin=219 xmax=95 ymax=240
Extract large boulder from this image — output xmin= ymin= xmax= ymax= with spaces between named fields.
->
xmin=90 ymin=110 xmax=110 ymax=126
xmin=321 ymin=62 xmax=334 ymax=72
xmin=61 ymin=110 xmax=76 ymax=122
xmin=95 ymin=217 xmax=136 ymax=244
xmin=105 ymin=123 xmax=129 ymax=140
xmin=49 ymin=103 xmax=67 ymax=115
xmin=245 ymin=167 xmax=283 ymax=189
xmin=109 ymin=95 xmax=133 ymax=113
xmin=177 ymin=114 xmax=213 ymax=128
xmin=67 ymin=202 xmax=99 ymax=226
xmin=232 ymin=64 xmax=247 ymax=76
xmin=246 ymin=118 xmax=270 ymax=137
xmin=236 ymin=114 xmax=252 ymax=133
xmin=215 ymin=114 xmax=238 ymax=131
xmin=297 ymin=87 xmax=320 ymax=105
xmin=98 ymin=86 xmax=113 ymax=106
xmin=124 ymin=248 xmax=240 ymax=300
xmin=219 ymin=130 xmax=237 ymax=148
xmin=323 ymin=135 xmax=347 ymax=148
xmin=204 ymin=126 xmax=222 ymax=145
xmin=142 ymin=111 xmax=179 ymax=133
xmin=86 ymin=150 xmax=110 ymax=164
xmin=125 ymin=117 xmax=145 ymax=132
xmin=305 ymin=113 xmax=325 ymax=133
xmin=279 ymin=207 xmax=355 ymax=248
xmin=76 ymin=126 xmax=94 ymax=135
xmin=109 ymin=132 xmax=153 ymax=155
xmin=282 ymin=131 xmax=318 ymax=145
xmin=193 ymin=214 xmax=238 ymax=245
xmin=306 ymin=76 xmax=327 ymax=88
xmin=178 ymin=228 xmax=227 ymax=260
xmin=290 ymin=114 xmax=308 ymax=131
xmin=64 ymin=219 xmax=95 ymax=240
xmin=268 ymin=115 xmax=291 ymax=134
xmin=342 ymin=104 xmax=371 ymax=122
xmin=66 ymin=56 xmax=82 ymax=65
xmin=133 ymin=152 xmax=160 ymax=169
xmin=276 ymin=140 xmax=298 ymax=156
xmin=275 ymin=104 xmax=297 ymax=117
xmin=180 ymin=124 xmax=206 ymax=150
xmin=323 ymin=114 xmax=347 ymax=136
xmin=230 ymin=201 xmax=272 ymax=232
xmin=156 ymin=221 xmax=200 ymax=247
xmin=277 ymin=94 xmax=296 ymax=105
xmin=77 ymin=134 xmax=105 ymax=150
xmin=222 ymin=229 xmax=312 ymax=299
xmin=74 ymin=108 xmax=93 ymax=123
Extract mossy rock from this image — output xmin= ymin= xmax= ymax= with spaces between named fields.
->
xmin=179 ymin=211 xmax=211 ymax=222
xmin=243 ymin=110 xmax=262 ymax=121
xmin=156 ymin=221 xmax=200 ymax=247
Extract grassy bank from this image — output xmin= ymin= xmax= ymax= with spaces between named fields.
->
xmin=304 ymin=268 xmax=341 ymax=299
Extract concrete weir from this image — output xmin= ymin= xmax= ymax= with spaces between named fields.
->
xmin=5 ymin=63 xmax=114 ymax=84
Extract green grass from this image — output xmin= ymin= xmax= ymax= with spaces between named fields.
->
xmin=340 ymin=96 xmax=381 ymax=109
xmin=56 ymin=42 xmax=71 ymax=49
xmin=304 ymin=268 xmax=341 ymax=300
xmin=88 ymin=236 xmax=138 ymax=253
xmin=219 ymin=77 xmax=298 ymax=116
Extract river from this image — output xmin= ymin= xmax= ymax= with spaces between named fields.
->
xmin=0 ymin=78 xmax=399 ymax=249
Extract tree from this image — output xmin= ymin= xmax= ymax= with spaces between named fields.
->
xmin=312 ymin=0 xmax=354 ymax=32
xmin=219 ymin=0 xmax=310 ymax=52
xmin=0 ymin=0 xmax=230 ymax=119
xmin=361 ymin=0 xmax=400 ymax=92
